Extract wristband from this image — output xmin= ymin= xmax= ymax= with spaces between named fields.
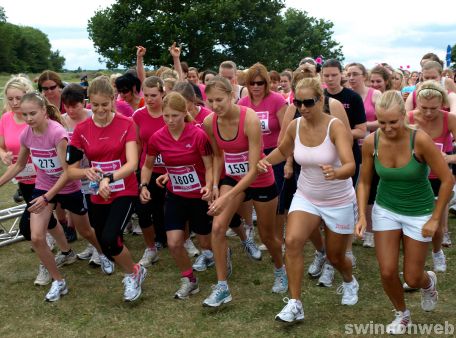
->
xmin=139 ymin=182 xmax=149 ymax=189
xmin=212 ymin=185 xmax=218 ymax=189
xmin=42 ymin=195 xmax=49 ymax=204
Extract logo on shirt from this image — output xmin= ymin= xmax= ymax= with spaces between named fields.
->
xmin=185 ymin=144 xmax=192 ymax=148
xmin=343 ymin=103 xmax=350 ymax=109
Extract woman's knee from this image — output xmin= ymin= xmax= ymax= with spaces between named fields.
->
xmin=100 ymin=234 xmax=123 ymax=257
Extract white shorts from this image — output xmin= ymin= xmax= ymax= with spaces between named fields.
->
xmin=288 ymin=194 xmax=357 ymax=235
xmin=372 ymin=203 xmax=432 ymax=243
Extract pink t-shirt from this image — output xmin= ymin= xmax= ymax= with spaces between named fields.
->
xmin=115 ymin=100 xmax=134 ymax=118
xmin=193 ymin=106 xmax=212 ymax=128
xmin=211 ymin=105 xmax=275 ymax=188
xmin=132 ymin=106 xmax=166 ymax=171
xmin=147 ymin=123 xmax=212 ymax=199
xmin=70 ymin=113 xmax=138 ymax=204
xmin=238 ymin=91 xmax=287 ymax=149
xmin=20 ymin=119 xmax=80 ymax=194
xmin=363 ymin=87 xmax=376 ymax=122
xmin=0 ymin=111 xmax=36 ymax=184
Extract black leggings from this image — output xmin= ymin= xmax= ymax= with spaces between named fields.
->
xmin=18 ymin=182 xmax=57 ymax=241
xmin=90 ymin=196 xmax=134 ymax=259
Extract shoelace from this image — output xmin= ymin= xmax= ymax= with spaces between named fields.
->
xmin=391 ymin=310 xmax=410 ymax=326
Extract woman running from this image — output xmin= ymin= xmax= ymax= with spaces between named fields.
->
xmin=140 ymin=91 xmax=213 ymax=299
xmin=202 ymin=76 xmax=285 ymax=307
xmin=67 ymin=77 xmax=147 ymax=302
xmin=356 ymin=90 xmax=453 ymax=334
xmin=259 ymin=77 xmax=359 ymax=323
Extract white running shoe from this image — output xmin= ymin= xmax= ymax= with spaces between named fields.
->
xmin=318 ymin=262 xmax=335 ymax=287
xmin=275 ymin=298 xmax=304 ymax=323
xmin=192 ymin=251 xmax=215 ymax=272
xmin=34 ymin=264 xmax=51 ymax=286
xmin=386 ymin=309 xmax=412 ymax=335
xmin=258 ymin=243 xmax=268 ymax=251
xmin=346 ymin=251 xmax=357 ymax=268
xmin=99 ymin=254 xmax=115 ymax=275
xmin=362 ymin=231 xmax=375 ymax=248
xmin=308 ymin=250 xmax=325 ymax=277
xmin=442 ymin=232 xmax=452 ymax=247
xmin=123 ymin=265 xmax=147 ymax=302
xmin=272 ymin=268 xmax=288 ymax=294
xmin=202 ymin=284 xmax=232 ymax=307
xmin=89 ymin=249 xmax=101 ymax=266
xmin=243 ymin=238 xmax=262 ymax=261
xmin=138 ymin=248 xmax=159 ymax=267
xmin=77 ymin=244 xmax=94 ymax=260
xmin=337 ymin=276 xmax=359 ymax=305
xmin=55 ymin=250 xmax=77 ymax=268
xmin=432 ymin=250 xmax=446 ymax=272
xmin=184 ymin=239 xmax=200 ymax=257
xmin=174 ymin=277 xmax=200 ymax=299
xmin=225 ymin=228 xmax=237 ymax=237
xmin=131 ymin=223 xmax=143 ymax=235
xmin=45 ymin=279 xmax=68 ymax=302
xmin=421 ymin=271 xmax=438 ymax=311
xmin=46 ymin=233 xmax=56 ymax=252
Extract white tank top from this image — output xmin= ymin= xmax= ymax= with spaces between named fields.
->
xmin=294 ymin=117 xmax=355 ymax=206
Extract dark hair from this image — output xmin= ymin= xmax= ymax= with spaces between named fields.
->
xmin=421 ymin=52 xmax=444 ymax=67
xmin=37 ymin=70 xmax=64 ymax=92
xmin=143 ymin=76 xmax=164 ymax=93
xmin=61 ymin=83 xmax=85 ymax=106
xmin=173 ymin=81 xmax=204 ymax=105
xmin=180 ymin=61 xmax=189 ymax=74
xmin=202 ymin=70 xmax=217 ymax=83
xmin=21 ymin=92 xmax=64 ymax=126
xmin=115 ymin=73 xmax=141 ymax=93
xmin=322 ymin=59 xmax=343 ymax=72
xmin=370 ymin=65 xmax=392 ymax=91
xmin=269 ymin=70 xmax=280 ymax=82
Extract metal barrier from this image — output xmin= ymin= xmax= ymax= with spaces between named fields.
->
xmin=0 ymin=204 xmax=25 ymax=247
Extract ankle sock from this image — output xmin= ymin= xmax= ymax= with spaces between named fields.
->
xmin=182 ymin=268 xmax=196 ymax=283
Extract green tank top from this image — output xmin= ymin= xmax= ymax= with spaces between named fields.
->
xmin=374 ymin=130 xmax=434 ymax=216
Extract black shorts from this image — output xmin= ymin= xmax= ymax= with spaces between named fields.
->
xmin=220 ymin=176 xmax=278 ymax=202
xmin=164 ymin=192 xmax=212 ymax=235
xmin=32 ymin=189 xmax=87 ymax=215
xmin=429 ymin=178 xmax=441 ymax=197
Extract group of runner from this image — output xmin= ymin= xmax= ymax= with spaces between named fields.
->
xmin=1 ymin=44 xmax=455 ymax=333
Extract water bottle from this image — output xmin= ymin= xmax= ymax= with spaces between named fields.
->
xmin=88 ymin=165 xmax=102 ymax=195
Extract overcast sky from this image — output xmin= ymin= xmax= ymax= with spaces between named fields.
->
xmin=2 ymin=0 xmax=455 ymax=71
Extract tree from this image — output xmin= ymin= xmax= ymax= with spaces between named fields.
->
xmin=49 ymin=50 xmax=66 ymax=72
xmin=0 ymin=6 xmax=6 ymax=23
xmin=88 ymin=0 xmax=344 ymax=70
xmin=451 ymin=44 xmax=456 ymax=70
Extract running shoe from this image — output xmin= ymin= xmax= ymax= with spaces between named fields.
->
xmin=138 ymin=248 xmax=159 ymax=267
xmin=34 ymin=264 xmax=51 ymax=286
xmin=243 ymin=238 xmax=262 ymax=261
xmin=442 ymin=232 xmax=452 ymax=247
xmin=421 ymin=271 xmax=438 ymax=311
xmin=45 ymin=279 xmax=68 ymax=302
xmin=89 ymin=249 xmax=101 ymax=266
xmin=245 ymin=224 xmax=255 ymax=241
xmin=362 ymin=231 xmax=375 ymax=248
xmin=225 ymin=228 xmax=237 ymax=237
xmin=386 ymin=310 xmax=412 ymax=335
xmin=432 ymin=250 xmax=446 ymax=272
xmin=77 ymin=244 xmax=94 ymax=260
xmin=275 ymin=298 xmax=304 ymax=323
xmin=272 ymin=268 xmax=288 ymax=294
xmin=317 ymin=262 xmax=334 ymax=287
xmin=131 ymin=223 xmax=143 ymax=235
xmin=202 ymin=284 xmax=232 ymax=307
xmin=336 ymin=276 xmax=359 ymax=305
xmin=307 ymin=250 xmax=325 ymax=277
xmin=184 ymin=238 xmax=200 ymax=257
xmin=123 ymin=265 xmax=147 ymax=302
xmin=192 ymin=251 xmax=215 ymax=272
xmin=55 ymin=250 xmax=77 ymax=268
xmin=99 ymin=254 xmax=115 ymax=275
xmin=174 ymin=277 xmax=200 ymax=299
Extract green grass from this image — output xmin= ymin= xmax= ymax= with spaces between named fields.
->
xmin=0 ymin=183 xmax=455 ymax=338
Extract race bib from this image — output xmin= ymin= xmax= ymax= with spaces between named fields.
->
xmin=224 ymin=151 xmax=249 ymax=177
xmin=256 ymin=111 xmax=270 ymax=134
xmin=167 ymin=165 xmax=201 ymax=192
xmin=30 ymin=148 xmax=62 ymax=176
xmin=91 ymin=159 xmax=125 ymax=193
xmin=154 ymin=154 xmax=165 ymax=167
xmin=13 ymin=155 xmax=36 ymax=181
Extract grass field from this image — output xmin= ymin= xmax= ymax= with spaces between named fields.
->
xmin=0 ymin=172 xmax=455 ymax=338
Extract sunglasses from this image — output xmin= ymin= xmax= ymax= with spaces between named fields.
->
xmin=41 ymin=85 xmax=58 ymax=91
xmin=249 ymin=80 xmax=266 ymax=86
xmin=293 ymin=97 xmax=319 ymax=108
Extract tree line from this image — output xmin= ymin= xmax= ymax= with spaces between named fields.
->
xmin=88 ymin=0 xmax=344 ymax=70
xmin=0 ymin=6 xmax=65 ymax=73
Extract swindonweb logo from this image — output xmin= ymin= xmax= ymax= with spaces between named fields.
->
xmin=344 ymin=321 xmax=454 ymax=335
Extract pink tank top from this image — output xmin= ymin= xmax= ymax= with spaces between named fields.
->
xmin=409 ymin=110 xmax=453 ymax=179
xmin=212 ymin=105 xmax=274 ymax=188
xmin=363 ymin=88 xmax=376 ymax=122
xmin=294 ymin=117 xmax=355 ymax=206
